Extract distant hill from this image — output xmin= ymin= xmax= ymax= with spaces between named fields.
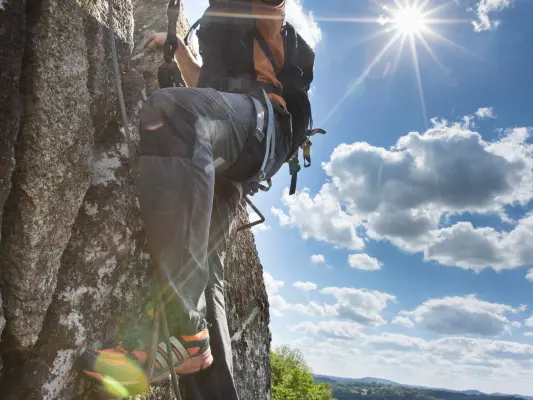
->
xmin=313 ymin=374 xmax=533 ymax=400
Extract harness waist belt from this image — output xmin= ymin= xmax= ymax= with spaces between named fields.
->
xmin=251 ymin=89 xmax=276 ymax=182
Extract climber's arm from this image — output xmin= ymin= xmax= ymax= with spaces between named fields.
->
xmin=173 ymin=38 xmax=200 ymax=87
xmin=143 ymin=33 xmax=200 ymax=87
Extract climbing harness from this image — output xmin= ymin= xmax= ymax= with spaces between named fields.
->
xmin=288 ymin=128 xmax=326 ymax=195
xmin=107 ymin=1 xmax=182 ymax=399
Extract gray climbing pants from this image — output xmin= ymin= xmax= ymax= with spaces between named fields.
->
xmin=138 ymin=86 xmax=282 ymax=400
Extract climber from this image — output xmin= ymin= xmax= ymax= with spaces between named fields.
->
xmin=80 ymin=0 xmax=324 ymax=398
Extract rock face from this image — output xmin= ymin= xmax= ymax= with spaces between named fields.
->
xmin=0 ymin=0 xmax=271 ymax=399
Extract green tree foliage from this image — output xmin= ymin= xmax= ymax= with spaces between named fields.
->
xmin=270 ymin=345 xmax=334 ymax=400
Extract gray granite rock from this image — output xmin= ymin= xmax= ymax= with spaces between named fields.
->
xmin=0 ymin=1 xmax=272 ymax=398
xmin=0 ymin=0 xmax=94 ymax=350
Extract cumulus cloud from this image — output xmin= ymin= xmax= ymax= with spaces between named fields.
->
xmin=524 ymin=332 xmax=533 ymax=337
xmin=400 ymin=295 xmax=524 ymax=336
xmin=291 ymin=302 xmax=338 ymax=318
xmin=348 ymin=254 xmax=382 ymax=271
xmin=248 ymin=212 xmax=270 ymax=233
xmin=470 ymin=0 xmax=514 ymax=32
xmin=281 ymin=332 xmax=533 ymax=394
xmin=367 ymin=333 xmax=426 ymax=351
xmin=324 ymin=126 xmax=530 ymax=218
xmin=475 ymin=107 xmax=495 ymax=119
xmin=525 ymin=316 xmax=533 ymax=328
xmin=424 ymin=214 xmax=533 ymax=270
xmin=272 ymin=185 xmax=364 ymax=250
xmin=321 ymin=287 xmax=395 ymax=326
xmin=275 ymin=108 xmax=533 ymax=271
xmin=263 ymin=272 xmax=287 ymax=317
xmin=526 ymin=269 xmax=533 ymax=282
xmin=392 ymin=316 xmax=414 ymax=328
xmin=285 ymin=0 xmax=322 ymax=49
xmin=293 ymin=281 xmax=318 ymax=292
xmin=311 ymin=254 xmax=325 ymax=264
xmin=262 ymin=273 xmax=338 ymax=318
xmin=266 ymin=284 xmax=395 ymax=323
xmin=290 ymin=320 xmax=366 ymax=340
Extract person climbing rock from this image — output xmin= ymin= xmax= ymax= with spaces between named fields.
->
xmin=80 ymin=1 xmax=324 ymax=398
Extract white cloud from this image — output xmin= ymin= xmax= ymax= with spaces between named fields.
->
xmin=348 ymin=254 xmax=382 ymax=271
xmin=263 ymin=272 xmax=284 ymax=296
xmin=263 ymin=272 xmax=287 ymax=317
xmin=324 ymin=125 xmax=531 ymax=220
xmin=524 ymin=332 xmax=533 ymax=337
xmin=263 ymin=273 xmax=337 ymax=318
xmin=424 ymin=214 xmax=533 ymax=270
xmin=400 ymin=295 xmax=524 ymax=336
xmin=290 ymin=320 xmax=365 ymax=340
xmin=321 ymin=287 xmax=395 ymax=326
xmin=526 ymin=269 xmax=533 ymax=282
xmin=311 ymin=254 xmax=325 ymax=264
xmin=272 ymin=185 xmax=364 ymax=250
xmin=291 ymin=302 xmax=338 ymax=318
xmin=470 ymin=0 xmax=514 ymax=32
xmin=285 ymin=0 xmax=322 ymax=49
xmin=275 ymin=109 xmax=533 ymax=271
xmin=525 ymin=316 xmax=533 ymax=328
xmin=281 ymin=332 xmax=533 ymax=395
xmin=475 ymin=107 xmax=495 ymax=119
xmin=367 ymin=333 xmax=426 ymax=351
xmin=293 ymin=281 xmax=318 ymax=292
xmin=249 ymin=212 xmax=270 ymax=233
xmin=392 ymin=316 xmax=414 ymax=328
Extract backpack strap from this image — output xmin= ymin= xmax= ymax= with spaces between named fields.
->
xmin=184 ymin=18 xmax=202 ymax=46
xmin=283 ymin=22 xmax=297 ymax=67
xmin=253 ymin=26 xmax=281 ymax=75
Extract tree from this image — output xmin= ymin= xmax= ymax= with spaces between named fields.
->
xmin=270 ymin=345 xmax=334 ymax=400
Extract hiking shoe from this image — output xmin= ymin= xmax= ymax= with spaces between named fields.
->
xmin=150 ymin=329 xmax=213 ymax=380
xmin=80 ymin=330 xmax=213 ymax=394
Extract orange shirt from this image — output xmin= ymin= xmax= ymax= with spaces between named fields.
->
xmin=252 ymin=0 xmax=287 ymax=109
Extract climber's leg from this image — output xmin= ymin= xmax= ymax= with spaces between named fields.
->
xmin=179 ymin=189 xmax=241 ymax=400
xmin=79 ymin=87 xmax=264 ymax=391
xmin=138 ymin=87 xmax=262 ymax=370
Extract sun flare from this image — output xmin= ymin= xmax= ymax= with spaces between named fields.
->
xmin=320 ymin=1 xmax=472 ymax=126
xmin=394 ymin=7 xmax=427 ymax=34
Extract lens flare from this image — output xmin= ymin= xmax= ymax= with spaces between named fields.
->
xmin=320 ymin=1 xmax=473 ymax=126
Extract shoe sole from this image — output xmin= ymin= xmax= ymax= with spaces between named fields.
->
xmin=151 ymin=347 xmax=214 ymax=382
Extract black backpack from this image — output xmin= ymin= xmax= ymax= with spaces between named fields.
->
xmin=185 ymin=2 xmax=325 ymax=194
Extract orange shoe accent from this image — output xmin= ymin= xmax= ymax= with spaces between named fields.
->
xmin=187 ymin=347 xmax=200 ymax=356
xmin=151 ymin=347 xmax=214 ymax=381
xmin=131 ymin=350 xmax=148 ymax=362
xmin=181 ymin=329 xmax=209 ymax=342
xmin=84 ymin=370 xmax=104 ymax=381
xmin=96 ymin=348 xmax=125 ymax=356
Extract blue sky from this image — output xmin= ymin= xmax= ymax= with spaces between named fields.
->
xmin=182 ymin=0 xmax=533 ymax=395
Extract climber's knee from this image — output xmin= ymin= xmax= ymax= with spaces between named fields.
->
xmin=139 ymin=88 xmax=198 ymax=158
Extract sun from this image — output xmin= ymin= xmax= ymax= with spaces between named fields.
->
xmin=320 ymin=0 xmax=473 ymax=126
xmin=394 ymin=6 xmax=427 ymax=34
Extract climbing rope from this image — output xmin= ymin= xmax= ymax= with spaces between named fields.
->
xmin=106 ymin=1 xmax=182 ymax=398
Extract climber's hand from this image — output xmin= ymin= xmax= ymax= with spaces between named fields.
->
xmin=143 ymin=32 xmax=184 ymax=51
xmin=244 ymin=182 xmax=260 ymax=196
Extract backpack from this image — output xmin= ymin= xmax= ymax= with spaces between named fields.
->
xmin=185 ymin=0 xmax=326 ymax=195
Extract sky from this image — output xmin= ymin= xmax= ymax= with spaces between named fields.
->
xmin=183 ymin=0 xmax=533 ymax=396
